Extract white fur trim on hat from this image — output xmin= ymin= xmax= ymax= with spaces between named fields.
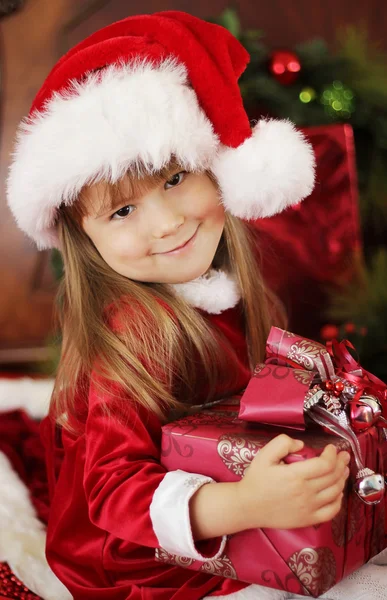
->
xmin=170 ymin=269 xmax=241 ymax=314
xmin=0 ymin=377 xmax=53 ymax=419
xmin=212 ymin=119 xmax=316 ymax=220
xmin=0 ymin=451 xmax=72 ymax=600
xmin=7 ymin=58 xmax=219 ymax=250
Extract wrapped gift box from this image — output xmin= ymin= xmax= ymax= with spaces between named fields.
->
xmin=160 ymin=397 xmax=386 ymax=597
xmin=255 ymin=123 xmax=361 ymax=341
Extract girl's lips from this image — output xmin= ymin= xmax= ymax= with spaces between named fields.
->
xmin=158 ymin=227 xmax=199 ymax=255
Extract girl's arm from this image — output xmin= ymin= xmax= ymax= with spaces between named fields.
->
xmin=190 ymin=434 xmax=351 ymax=539
xmin=84 ymin=376 xmax=226 ymax=561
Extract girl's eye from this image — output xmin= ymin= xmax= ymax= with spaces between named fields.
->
xmin=110 ymin=205 xmax=136 ymax=220
xmin=165 ymin=171 xmax=186 ymax=189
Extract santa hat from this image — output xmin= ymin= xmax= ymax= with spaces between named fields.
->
xmin=7 ymin=10 xmax=315 ymax=250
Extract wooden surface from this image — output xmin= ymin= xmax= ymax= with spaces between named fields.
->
xmin=0 ymin=0 xmax=385 ymax=366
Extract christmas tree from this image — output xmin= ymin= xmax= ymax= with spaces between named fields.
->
xmin=208 ymin=8 xmax=387 ymax=379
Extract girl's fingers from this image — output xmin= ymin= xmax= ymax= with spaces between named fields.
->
xmin=262 ymin=434 xmax=304 ymax=465
xmin=308 ymin=464 xmax=350 ymax=493
xmin=337 ymin=450 xmax=351 ymax=463
xmin=289 ymin=446 xmax=350 ymax=481
xmin=313 ymin=476 xmax=348 ymax=508
xmin=313 ymin=493 xmax=345 ymax=525
xmin=289 ymin=445 xmax=338 ymax=479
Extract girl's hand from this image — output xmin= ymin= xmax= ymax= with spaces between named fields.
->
xmin=237 ymin=434 xmax=351 ymax=530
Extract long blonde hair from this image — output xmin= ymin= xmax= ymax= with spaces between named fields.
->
xmin=52 ymin=165 xmax=284 ymax=432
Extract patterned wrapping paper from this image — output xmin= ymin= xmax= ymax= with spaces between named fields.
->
xmin=160 ymin=398 xmax=387 ymax=597
xmin=265 ymin=327 xmax=335 ymax=379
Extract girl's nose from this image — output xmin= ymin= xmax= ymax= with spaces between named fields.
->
xmin=149 ymin=201 xmax=184 ymax=239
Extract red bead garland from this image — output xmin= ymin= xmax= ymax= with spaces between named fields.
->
xmin=323 ymin=378 xmax=345 ymax=398
xmin=0 ymin=563 xmax=40 ymax=600
xmin=334 ymin=380 xmax=345 ymax=393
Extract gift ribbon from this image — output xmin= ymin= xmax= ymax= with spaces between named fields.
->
xmin=239 ymin=364 xmax=313 ymax=430
xmin=327 ymin=339 xmax=387 ymax=413
xmin=241 ymin=327 xmax=387 ymax=505
xmin=266 ymin=327 xmax=387 ymax=420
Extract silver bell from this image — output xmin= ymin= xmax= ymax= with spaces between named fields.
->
xmin=355 ymin=470 xmax=385 ymax=505
xmin=350 ymin=395 xmax=383 ymax=432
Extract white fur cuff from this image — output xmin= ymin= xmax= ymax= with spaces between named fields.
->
xmin=150 ymin=469 xmax=227 ymax=561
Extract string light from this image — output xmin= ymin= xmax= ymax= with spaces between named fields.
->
xmin=320 ymin=81 xmax=355 ymax=119
xmin=299 ymin=87 xmax=317 ymax=103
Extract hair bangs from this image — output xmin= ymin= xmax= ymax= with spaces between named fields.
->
xmin=66 ymin=158 xmax=186 ymax=224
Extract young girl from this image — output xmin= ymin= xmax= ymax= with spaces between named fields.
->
xmin=7 ymin=10 xmax=387 ymax=600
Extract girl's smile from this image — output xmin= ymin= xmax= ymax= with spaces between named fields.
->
xmin=152 ymin=225 xmax=199 ymax=256
xmin=82 ymin=170 xmax=225 ymax=285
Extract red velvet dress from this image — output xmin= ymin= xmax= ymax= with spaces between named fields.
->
xmin=40 ymin=304 xmax=254 ymax=599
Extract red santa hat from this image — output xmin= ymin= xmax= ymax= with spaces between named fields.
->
xmin=7 ymin=10 xmax=315 ymax=250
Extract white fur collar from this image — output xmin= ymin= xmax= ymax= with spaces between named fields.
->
xmin=170 ymin=269 xmax=241 ymax=314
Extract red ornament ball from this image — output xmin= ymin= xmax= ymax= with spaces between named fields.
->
xmin=269 ymin=50 xmax=301 ymax=85
xmin=320 ymin=324 xmax=339 ymax=341
xmin=344 ymin=322 xmax=356 ymax=334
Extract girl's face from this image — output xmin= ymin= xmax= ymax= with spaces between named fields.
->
xmin=82 ymin=170 xmax=225 ymax=284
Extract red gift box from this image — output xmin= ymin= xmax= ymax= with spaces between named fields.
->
xmin=160 ymin=396 xmax=387 ymax=597
xmin=160 ymin=326 xmax=387 ymax=595
xmin=255 ymin=123 xmax=361 ymax=341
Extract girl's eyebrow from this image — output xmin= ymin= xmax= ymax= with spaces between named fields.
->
xmin=94 ymin=191 xmax=137 ymax=219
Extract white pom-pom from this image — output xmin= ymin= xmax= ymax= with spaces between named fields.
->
xmin=212 ymin=119 xmax=316 ymax=220
xmin=170 ymin=269 xmax=240 ymax=314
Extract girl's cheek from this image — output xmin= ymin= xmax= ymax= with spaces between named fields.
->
xmin=185 ymin=196 xmax=216 ymax=221
xmin=200 ymin=197 xmax=225 ymax=224
xmin=110 ymin=231 xmax=145 ymax=260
